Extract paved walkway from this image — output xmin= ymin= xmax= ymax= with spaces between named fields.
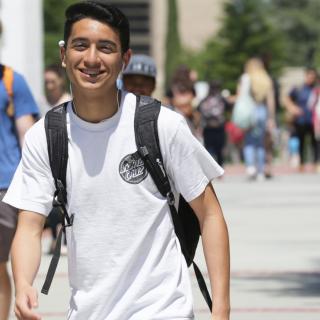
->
xmin=8 ymin=170 xmax=320 ymax=320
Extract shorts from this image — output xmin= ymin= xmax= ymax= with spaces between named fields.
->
xmin=0 ymin=190 xmax=18 ymax=262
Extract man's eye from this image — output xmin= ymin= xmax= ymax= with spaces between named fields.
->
xmin=100 ymin=46 xmax=113 ymax=53
xmin=74 ymin=43 xmax=87 ymax=50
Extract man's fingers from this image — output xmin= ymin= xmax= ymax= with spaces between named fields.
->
xmin=27 ymin=288 xmax=39 ymax=309
xmin=15 ymin=288 xmax=41 ymax=320
xmin=16 ymin=301 xmax=41 ymax=320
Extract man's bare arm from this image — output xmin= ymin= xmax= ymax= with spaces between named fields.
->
xmin=11 ymin=211 xmax=46 ymax=320
xmin=283 ymin=95 xmax=303 ymax=117
xmin=15 ymin=114 xmax=36 ymax=147
xmin=189 ymin=183 xmax=230 ymax=320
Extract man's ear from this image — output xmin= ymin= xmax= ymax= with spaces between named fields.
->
xmin=60 ymin=47 xmax=66 ymax=68
xmin=122 ymin=49 xmax=132 ymax=69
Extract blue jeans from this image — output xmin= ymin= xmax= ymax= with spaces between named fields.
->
xmin=243 ymin=105 xmax=267 ymax=174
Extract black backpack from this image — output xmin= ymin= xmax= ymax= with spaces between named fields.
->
xmin=41 ymin=95 xmax=212 ymax=311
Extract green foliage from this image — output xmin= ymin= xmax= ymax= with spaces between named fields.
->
xmin=269 ymin=0 xmax=320 ymax=67
xmin=44 ymin=0 xmax=78 ymax=67
xmin=164 ymin=0 xmax=182 ymax=89
xmin=184 ymin=0 xmax=285 ymax=92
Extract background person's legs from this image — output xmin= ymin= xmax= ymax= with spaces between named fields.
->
xmin=0 ymin=225 xmax=16 ymax=320
xmin=295 ymin=123 xmax=307 ymax=167
xmin=0 ymin=191 xmax=18 ymax=320
xmin=0 ymin=262 xmax=12 ymax=320
xmin=243 ymin=144 xmax=256 ymax=178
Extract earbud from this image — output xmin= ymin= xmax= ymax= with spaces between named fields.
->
xmin=121 ymin=62 xmax=126 ymax=73
xmin=58 ymin=40 xmax=65 ymax=48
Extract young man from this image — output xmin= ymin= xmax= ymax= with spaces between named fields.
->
xmin=0 ymin=22 xmax=39 ymax=320
xmin=122 ymin=54 xmax=157 ymax=96
xmin=4 ymin=2 xmax=230 ymax=319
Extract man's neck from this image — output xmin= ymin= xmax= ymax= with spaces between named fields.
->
xmin=72 ymin=86 xmax=120 ymax=123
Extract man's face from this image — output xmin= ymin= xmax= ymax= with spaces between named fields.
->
xmin=123 ymin=74 xmax=155 ymax=96
xmin=44 ymin=71 xmax=64 ymax=99
xmin=61 ymin=18 xmax=130 ymax=93
xmin=305 ymin=70 xmax=318 ymax=86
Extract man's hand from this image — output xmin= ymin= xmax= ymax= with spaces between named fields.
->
xmin=211 ymin=309 xmax=230 ymax=320
xmin=14 ymin=284 xmax=41 ymax=320
xmin=290 ymin=104 xmax=303 ymax=117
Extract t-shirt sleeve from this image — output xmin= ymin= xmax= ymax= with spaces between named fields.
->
xmin=3 ymin=119 xmax=54 ymax=216
xmin=159 ymin=109 xmax=224 ymax=203
xmin=13 ymin=72 xmax=39 ymax=119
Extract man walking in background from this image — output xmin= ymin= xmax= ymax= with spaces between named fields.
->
xmin=0 ymin=20 xmax=39 ymax=320
xmin=284 ymin=68 xmax=318 ymax=171
xmin=122 ymin=53 xmax=157 ymax=96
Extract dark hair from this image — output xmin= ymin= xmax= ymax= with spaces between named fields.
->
xmin=45 ymin=64 xmax=65 ymax=78
xmin=64 ymin=1 xmax=130 ymax=53
xmin=305 ymin=67 xmax=318 ymax=75
xmin=208 ymin=80 xmax=222 ymax=96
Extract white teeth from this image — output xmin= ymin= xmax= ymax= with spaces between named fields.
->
xmin=83 ymin=70 xmax=99 ymax=76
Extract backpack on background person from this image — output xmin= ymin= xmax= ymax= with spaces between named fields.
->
xmin=198 ymin=94 xmax=226 ymax=129
xmin=0 ymin=64 xmax=14 ymax=117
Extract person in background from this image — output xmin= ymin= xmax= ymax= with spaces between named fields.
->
xmin=238 ymin=57 xmax=276 ymax=180
xmin=0 ymin=20 xmax=39 ymax=320
xmin=122 ymin=54 xmax=156 ymax=96
xmin=44 ymin=64 xmax=71 ymax=109
xmin=308 ymin=84 xmax=320 ymax=172
xmin=167 ymin=66 xmax=202 ymax=140
xmin=284 ymin=68 xmax=318 ymax=171
xmin=198 ymin=80 xmax=228 ymax=167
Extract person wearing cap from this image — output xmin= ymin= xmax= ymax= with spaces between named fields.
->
xmin=122 ymin=54 xmax=157 ymax=96
xmin=4 ymin=2 xmax=230 ymax=320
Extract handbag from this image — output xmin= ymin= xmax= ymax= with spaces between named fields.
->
xmin=232 ymin=74 xmax=256 ymax=129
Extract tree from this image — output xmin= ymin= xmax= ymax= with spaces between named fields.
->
xmin=270 ymin=0 xmax=320 ymax=67
xmin=164 ymin=0 xmax=182 ymax=89
xmin=44 ymin=0 xmax=78 ymax=67
xmin=185 ymin=0 xmax=285 ymax=92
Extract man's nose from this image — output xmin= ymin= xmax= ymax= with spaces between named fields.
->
xmin=84 ymin=45 xmax=101 ymax=66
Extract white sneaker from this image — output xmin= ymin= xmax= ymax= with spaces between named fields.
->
xmin=246 ymin=166 xmax=257 ymax=180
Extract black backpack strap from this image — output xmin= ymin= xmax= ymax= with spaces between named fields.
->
xmin=134 ymin=95 xmax=212 ymax=311
xmin=41 ymin=102 xmax=73 ymax=295
xmin=134 ymin=95 xmax=171 ymax=197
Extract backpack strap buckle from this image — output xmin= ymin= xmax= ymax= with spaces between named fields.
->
xmin=166 ymin=192 xmax=175 ymax=206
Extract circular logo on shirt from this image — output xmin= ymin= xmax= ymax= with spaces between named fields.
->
xmin=119 ymin=152 xmax=148 ymax=184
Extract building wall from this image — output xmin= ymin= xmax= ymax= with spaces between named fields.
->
xmin=151 ymin=0 xmax=167 ymax=98
xmin=0 ymin=0 xmax=43 ymax=103
xmin=177 ymin=0 xmax=225 ymax=51
xmin=151 ymin=0 xmax=225 ymax=97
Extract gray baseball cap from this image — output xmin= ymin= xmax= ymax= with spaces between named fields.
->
xmin=123 ymin=54 xmax=157 ymax=79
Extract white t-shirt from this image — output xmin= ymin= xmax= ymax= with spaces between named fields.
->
xmin=4 ymin=92 xmax=223 ymax=320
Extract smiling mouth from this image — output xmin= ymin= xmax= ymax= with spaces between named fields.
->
xmin=79 ymin=69 xmax=105 ymax=79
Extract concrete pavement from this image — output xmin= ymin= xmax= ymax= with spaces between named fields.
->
xmin=193 ymin=172 xmax=320 ymax=320
xmin=8 ymin=171 xmax=320 ymax=319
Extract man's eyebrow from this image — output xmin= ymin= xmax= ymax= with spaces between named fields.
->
xmin=98 ymin=40 xmax=117 ymax=47
xmin=71 ymin=37 xmax=89 ymax=44
xmin=70 ymin=38 xmax=117 ymax=47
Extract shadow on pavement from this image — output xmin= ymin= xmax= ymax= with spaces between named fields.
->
xmin=232 ymin=271 xmax=320 ymax=297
